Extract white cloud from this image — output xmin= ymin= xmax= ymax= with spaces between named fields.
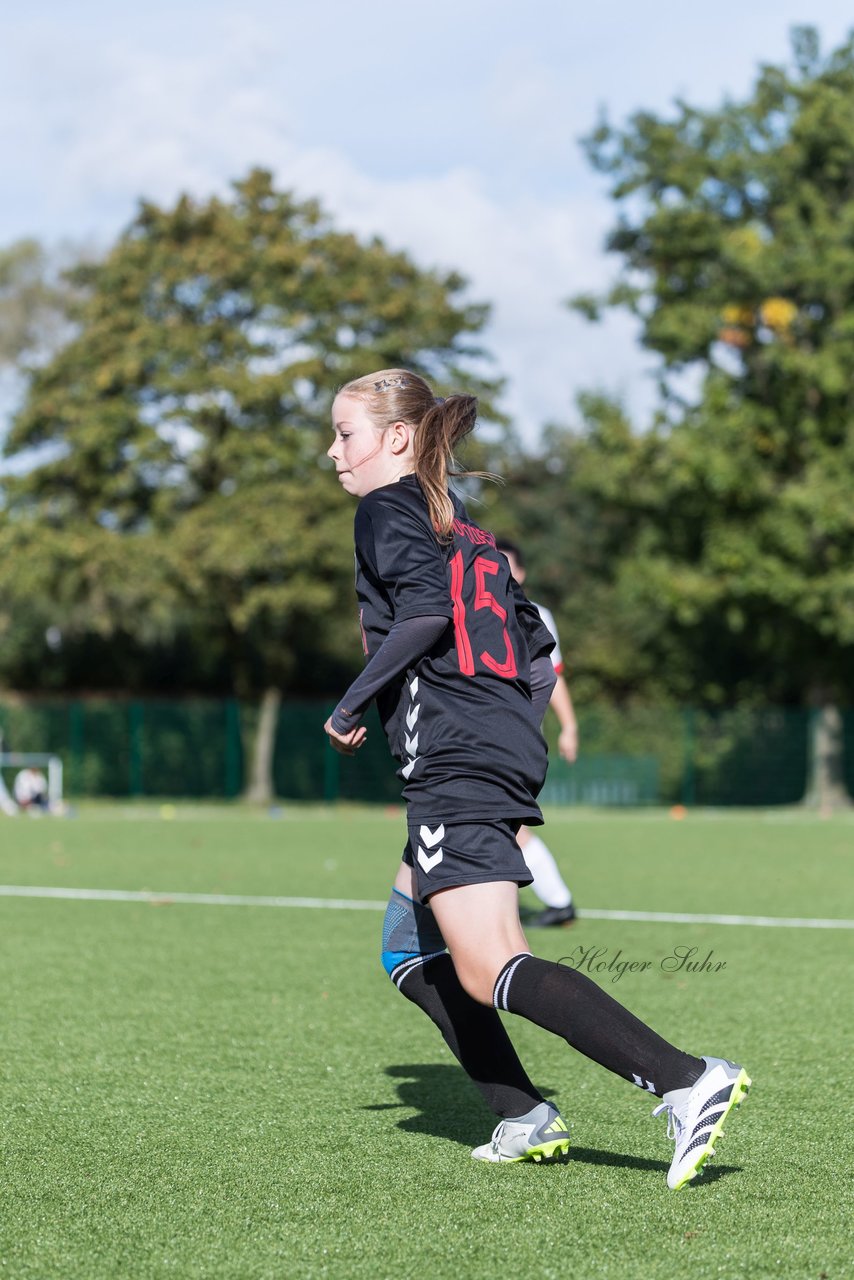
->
xmin=295 ymin=161 xmax=653 ymax=432
xmin=25 ymin=0 xmax=853 ymax=440
xmin=1 ymin=21 xmax=656 ymax=444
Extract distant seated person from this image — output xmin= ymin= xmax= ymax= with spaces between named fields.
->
xmin=14 ymin=767 xmax=49 ymax=812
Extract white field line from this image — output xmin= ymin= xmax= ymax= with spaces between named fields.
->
xmin=0 ymin=884 xmax=852 ymax=929
xmin=578 ymin=907 xmax=854 ymax=930
xmin=0 ymin=885 xmax=387 ymax=911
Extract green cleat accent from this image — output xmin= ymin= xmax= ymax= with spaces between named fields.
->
xmin=471 ymin=1103 xmax=571 ymax=1164
xmin=507 ymin=1138 xmax=571 ymax=1165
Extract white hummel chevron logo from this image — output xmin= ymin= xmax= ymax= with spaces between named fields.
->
xmin=417 ymin=844 xmax=444 ymax=873
xmin=419 ymin=823 xmax=445 ymax=847
xmin=402 ymin=679 xmax=421 ymax=781
xmin=632 ymin=1074 xmax=656 ymax=1092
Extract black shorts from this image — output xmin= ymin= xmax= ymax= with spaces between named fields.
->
xmin=402 ymin=817 xmax=531 ymax=900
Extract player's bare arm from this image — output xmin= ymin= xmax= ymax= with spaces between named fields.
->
xmin=551 ymin=676 xmax=579 ymax=762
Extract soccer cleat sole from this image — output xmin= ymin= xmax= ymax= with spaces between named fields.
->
xmin=500 ymin=1138 xmax=571 ymax=1165
xmin=672 ymin=1070 xmax=752 ymax=1191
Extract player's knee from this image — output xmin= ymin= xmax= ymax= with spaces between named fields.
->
xmin=380 ymin=888 xmax=446 ymax=977
xmin=452 ymin=960 xmax=498 ymax=1007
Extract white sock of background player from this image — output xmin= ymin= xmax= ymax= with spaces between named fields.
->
xmin=520 ymin=834 xmax=572 ymax=909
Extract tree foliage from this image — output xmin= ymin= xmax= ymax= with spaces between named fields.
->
xmin=5 ymin=27 xmax=854 ymax=756
xmin=0 ymin=169 xmax=502 ymax=698
xmin=565 ymin=26 xmax=854 ymax=707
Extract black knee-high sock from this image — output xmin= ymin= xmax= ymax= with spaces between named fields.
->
xmin=494 ymin=954 xmax=704 ymax=1097
xmin=393 ymin=953 xmax=544 ymax=1119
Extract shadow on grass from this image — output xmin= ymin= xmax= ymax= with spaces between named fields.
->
xmin=365 ymin=1063 xmax=743 ymax=1181
xmin=568 ymin=1146 xmax=739 ymax=1181
xmin=363 ymin=1062 xmax=508 ymax=1146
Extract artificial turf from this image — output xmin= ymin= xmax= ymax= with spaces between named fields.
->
xmin=0 ymin=806 xmax=851 ymax=1279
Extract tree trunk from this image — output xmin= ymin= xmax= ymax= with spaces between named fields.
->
xmin=244 ymin=686 xmax=281 ymax=805
xmin=804 ymin=697 xmax=851 ymax=814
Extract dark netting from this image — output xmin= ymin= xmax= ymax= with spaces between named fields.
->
xmin=0 ymin=698 xmax=242 ymax=798
xmin=138 ymin=701 xmax=242 ymax=798
xmin=689 ymin=708 xmax=809 ymax=806
xmin=336 ymin=706 xmax=404 ymax=805
xmin=561 ymin=706 xmax=685 ymax=803
xmin=67 ymin=701 xmax=133 ymax=796
xmin=272 ymin=704 xmax=402 ymax=803
xmin=0 ymin=697 xmax=843 ymax=807
xmin=272 ymin=700 xmax=330 ymax=801
xmin=0 ymin=701 xmax=71 ymax=760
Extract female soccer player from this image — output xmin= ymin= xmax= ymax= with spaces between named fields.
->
xmin=324 ymin=369 xmax=750 ymax=1187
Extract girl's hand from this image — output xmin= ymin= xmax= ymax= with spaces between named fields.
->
xmin=557 ymin=722 xmax=578 ymax=763
xmin=324 ymin=717 xmax=367 ymax=756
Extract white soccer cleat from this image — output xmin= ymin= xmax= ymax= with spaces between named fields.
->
xmin=653 ymin=1055 xmax=752 ymax=1190
xmin=471 ymin=1102 xmax=571 ymax=1164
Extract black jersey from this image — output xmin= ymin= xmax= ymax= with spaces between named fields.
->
xmin=353 ymin=475 xmax=554 ymax=823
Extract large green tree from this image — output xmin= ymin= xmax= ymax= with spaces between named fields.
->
xmin=1 ymin=169 xmax=502 ymax=797
xmin=568 ymin=27 xmax=854 ymax=805
xmin=0 ymin=238 xmax=103 ymax=693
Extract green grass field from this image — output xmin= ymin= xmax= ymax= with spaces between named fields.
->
xmin=1 ymin=805 xmax=852 ymax=1279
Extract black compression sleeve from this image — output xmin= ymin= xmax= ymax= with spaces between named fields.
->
xmin=530 ymin=654 xmax=557 ymax=724
xmin=331 ymin=614 xmax=449 ymax=734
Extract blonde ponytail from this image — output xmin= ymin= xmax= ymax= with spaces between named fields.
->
xmin=337 ymin=369 xmax=492 ymax=537
xmin=412 ymin=395 xmax=478 ymax=536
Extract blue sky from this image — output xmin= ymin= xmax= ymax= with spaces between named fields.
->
xmin=3 ymin=2 xmax=853 ymax=441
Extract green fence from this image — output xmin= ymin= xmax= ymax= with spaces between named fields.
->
xmin=0 ymin=696 xmax=850 ymax=807
xmin=0 ymin=698 xmax=243 ymax=800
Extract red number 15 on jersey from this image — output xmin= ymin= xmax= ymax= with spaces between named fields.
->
xmin=449 ymin=551 xmax=518 ymax=679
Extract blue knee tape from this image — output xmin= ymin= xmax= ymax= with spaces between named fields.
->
xmin=381 ymin=889 xmax=446 ymax=976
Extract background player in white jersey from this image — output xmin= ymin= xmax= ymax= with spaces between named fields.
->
xmin=495 ymin=539 xmax=577 ymax=927
xmin=13 ymin=766 xmax=49 ymax=812
xmin=323 ymin=367 xmax=751 ymax=1186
